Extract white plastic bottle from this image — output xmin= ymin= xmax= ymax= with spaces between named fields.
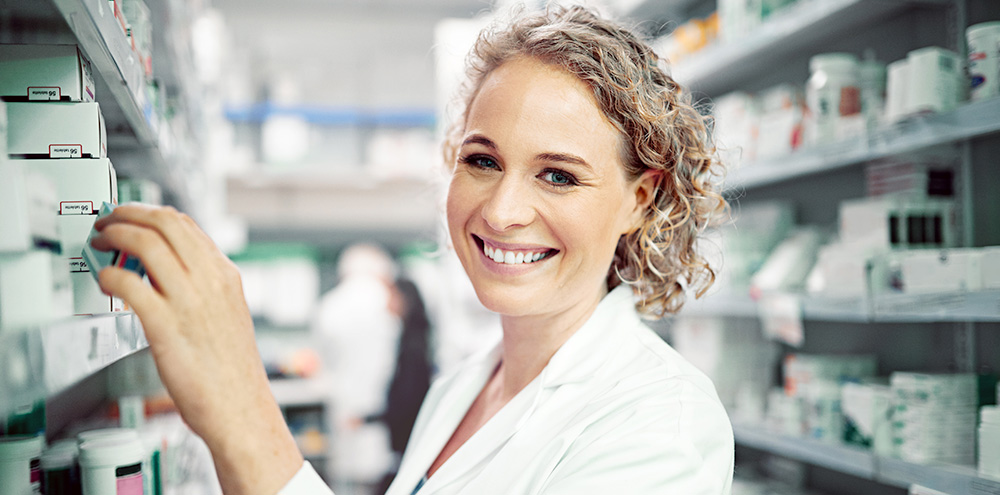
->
xmin=806 ymin=53 xmax=861 ymax=144
xmin=967 ymin=21 xmax=1000 ymax=101
xmin=0 ymin=435 xmax=44 ymax=495
xmin=79 ymin=437 xmax=144 ymax=495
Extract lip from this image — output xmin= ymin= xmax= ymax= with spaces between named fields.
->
xmin=472 ymin=234 xmax=558 ymax=273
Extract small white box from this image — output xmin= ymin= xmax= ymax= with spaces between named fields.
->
xmin=0 ymin=44 xmax=95 ymax=102
xmin=70 ymin=266 xmax=123 ymax=315
xmin=907 ymin=46 xmax=963 ymax=115
xmin=22 ymin=158 xmax=118 ymax=215
xmin=58 ymin=215 xmax=99 ymax=263
xmin=981 ymin=246 xmax=1000 ymax=290
xmin=0 ymin=250 xmax=61 ymax=331
xmin=6 ymin=102 xmax=106 ymax=159
xmin=0 ymin=161 xmax=60 ymax=253
xmin=889 ymin=248 xmax=983 ymax=294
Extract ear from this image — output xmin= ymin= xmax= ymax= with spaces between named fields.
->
xmin=624 ymin=169 xmax=661 ymax=234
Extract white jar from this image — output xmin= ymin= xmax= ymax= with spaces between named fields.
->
xmin=968 ymin=21 xmax=1000 ymax=101
xmin=907 ymin=46 xmax=962 ymax=114
xmin=76 ymin=429 xmax=140 ymax=447
xmin=79 ymin=438 xmax=144 ymax=495
xmin=806 ymin=53 xmax=861 ymax=144
xmin=0 ymin=435 xmax=44 ymax=495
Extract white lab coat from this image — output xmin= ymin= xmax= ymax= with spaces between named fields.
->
xmin=283 ymin=285 xmax=734 ymax=494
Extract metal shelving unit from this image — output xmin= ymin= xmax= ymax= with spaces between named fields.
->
xmin=726 ymin=97 xmax=1000 ymax=191
xmin=671 ymin=0 xmax=949 ymax=96
xmin=0 ymin=313 xmax=146 ymax=419
xmin=734 ymin=423 xmax=1000 ymax=495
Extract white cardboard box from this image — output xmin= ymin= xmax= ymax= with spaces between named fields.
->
xmin=23 ymin=158 xmax=118 ymax=216
xmin=6 ymin=102 xmax=106 ymax=159
xmin=0 ymin=250 xmax=67 ymax=332
xmin=894 ymin=248 xmax=982 ymax=294
xmin=68 ymin=259 xmax=123 ymax=315
xmin=0 ymin=44 xmax=95 ymax=102
xmin=0 ymin=161 xmax=60 ymax=253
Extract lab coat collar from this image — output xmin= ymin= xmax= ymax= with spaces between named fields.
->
xmin=399 ymin=285 xmax=640 ymax=494
xmin=537 ymin=284 xmax=638 ymax=388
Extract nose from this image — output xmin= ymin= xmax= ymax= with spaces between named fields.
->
xmin=480 ymin=174 xmax=536 ymax=232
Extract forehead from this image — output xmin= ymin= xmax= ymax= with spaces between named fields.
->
xmin=465 ymin=57 xmax=623 ymax=165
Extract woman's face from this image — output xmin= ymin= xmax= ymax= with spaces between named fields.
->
xmin=447 ymin=56 xmax=655 ymax=320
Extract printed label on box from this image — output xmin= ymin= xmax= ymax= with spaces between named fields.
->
xmin=28 ymin=87 xmax=61 ymax=101
xmin=49 ymin=144 xmax=83 ymax=158
xmin=69 ymin=258 xmax=90 ymax=273
xmin=60 ymin=201 xmax=95 ymax=215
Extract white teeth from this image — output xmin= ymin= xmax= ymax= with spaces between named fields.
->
xmin=480 ymin=242 xmax=548 ymax=265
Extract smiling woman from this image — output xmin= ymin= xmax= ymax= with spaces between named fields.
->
xmin=89 ymin=5 xmax=734 ymax=495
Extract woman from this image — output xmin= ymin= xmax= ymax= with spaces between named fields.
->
xmin=90 ymin=5 xmax=733 ymax=495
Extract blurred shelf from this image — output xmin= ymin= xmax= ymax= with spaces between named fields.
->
xmin=734 ymin=423 xmax=1000 ymax=495
xmin=672 ymin=0 xmax=947 ymax=96
xmin=270 ymin=376 xmax=332 ymax=407
xmin=224 ymin=103 xmax=437 ymax=127
xmin=726 ymin=97 xmax=1000 ymax=191
xmin=680 ymin=289 xmax=1000 ymax=322
xmin=0 ymin=312 xmax=147 ymax=418
xmin=227 ymin=171 xmax=442 ymax=242
xmin=614 ymin=0 xmax=710 ymax=28
xmin=734 ymin=423 xmax=876 ymax=479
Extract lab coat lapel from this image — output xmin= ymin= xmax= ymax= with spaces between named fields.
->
xmin=389 ymin=345 xmax=500 ymax=495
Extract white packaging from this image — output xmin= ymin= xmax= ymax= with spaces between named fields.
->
xmin=0 ymin=99 xmax=6 ymax=157
xmin=886 ymin=248 xmax=983 ymax=294
xmin=755 ymin=84 xmax=805 ymax=160
xmin=0 ymin=435 xmax=44 ymax=495
xmin=5 ymin=102 xmax=106 ymax=159
xmin=906 ymin=46 xmax=963 ymax=115
xmin=967 ymin=21 xmax=1000 ymax=101
xmin=806 ymin=53 xmax=861 ymax=144
xmin=750 ymin=227 xmax=825 ymax=294
xmin=0 ymin=44 xmax=95 ymax=102
xmin=858 ymin=54 xmax=887 ymax=131
xmin=806 ymin=242 xmax=872 ymax=298
xmin=981 ymin=246 xmax=1000 ymax=290
xmin=25 ymin=158 xmax=118 ymax=216
xmin=712 ymin=91 xmax=760 ymax=169
xmin=839 ymin=196 xmax=957 ymax=250
xmin=802 ymin=379 xmax=842 ymax=443
xmin=841 ymin=382 xmax=894 ymax=454
xmin=0 ymin=161 xmax=60 ymax=253
xmin=885 ymin=58 xmax=911 ymax=123
xmin=79 ymin=437 xmax=144 ymax=495
xmin=0 ymin=250 xmax=64 ymax=331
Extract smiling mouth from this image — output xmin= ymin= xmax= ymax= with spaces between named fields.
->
xmin=473 ymin=235 xmax=558 ymax=265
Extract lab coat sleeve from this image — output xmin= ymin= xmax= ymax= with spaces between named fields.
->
xmin=539 ymin=380 xmax=734 ymax=495
xmin=277 ymin=461 xmax=335 ymax=495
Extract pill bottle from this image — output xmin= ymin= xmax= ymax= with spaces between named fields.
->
xmin=806 ymin=53 xmax=860 ymax=144
xmin=906 ymin=46 xmax=962 ymax=114
xmin=967 ymin=21 xmax=1000 ymax=101
xmin=42 ymin=439 xmax=81 ymax=495
xmin=0 ymin=434 xmax=44 ymax=495
xmin=79 ymin=437 xmax=144 ymax=495
xmin=77 ymin=428 xmax=140 ymax=447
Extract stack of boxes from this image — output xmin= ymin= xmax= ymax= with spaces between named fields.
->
xmin=889 ymin=372 xmax=978 ymax=464
xmin=0 ymin=44 xmax=124 ymax=321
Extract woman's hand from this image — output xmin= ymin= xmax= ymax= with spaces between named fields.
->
xmin=89 ymin=203 xmax=303 ymax=495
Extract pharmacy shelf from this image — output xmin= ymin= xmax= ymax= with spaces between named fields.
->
xmin=680 ymin=289 xmax=1000 ymax=322
xmin=227 ymin=171 xmax=442 ymax=244
xmin=0 ymin=313 xmax=147 ymax=419
xmin=734 ymin=423 xmax=1000 ymax=495
xmin=672 ymin=0 xmax=947 ymax=96
xmin=726 ymin=97 xmax=1000 ymax=191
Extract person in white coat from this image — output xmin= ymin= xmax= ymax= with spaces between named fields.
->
xmin=89 ymin=5 xmax=734 ymax=495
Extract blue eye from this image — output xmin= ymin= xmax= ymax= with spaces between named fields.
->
xmin=541 ymin=169 xmax=578 ymax=187
xmin=460 ymin=154 xmax=499 ymax=170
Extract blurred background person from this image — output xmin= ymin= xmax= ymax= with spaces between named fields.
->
xmin=312 ymin=243 xmax=401 ymax=495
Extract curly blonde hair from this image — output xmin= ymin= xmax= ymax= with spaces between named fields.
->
xmin=443 ymin=5 xmax=727 ymax=317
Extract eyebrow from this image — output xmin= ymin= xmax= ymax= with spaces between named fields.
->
xmin=461 ymin=134 xmax=594 ymax=171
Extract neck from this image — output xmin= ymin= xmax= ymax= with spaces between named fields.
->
xmin=493 ymin=285 xmax=608 ymax=398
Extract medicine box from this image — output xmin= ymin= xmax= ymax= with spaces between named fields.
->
xmin=839 ymin=197 xmax=957 ymax=249
xmin=881 ymin=248 xmax=983 ymax=295
xmin=0 ymin=161 xmax=60 ymax=253
xmin=6 ymin=102 xmax=106 ymax=159
xmin=25 ymin=158 xmax=118 ymax=216
xmin=0 ymin=250 xmax=71 ymax=332
xmin=70 ymin=265 xmax=124 ymax=315
xmin=81 ymin=202 xmax=147 ymax=286
xmin=0 ymin=44 xmax=95 ymax=102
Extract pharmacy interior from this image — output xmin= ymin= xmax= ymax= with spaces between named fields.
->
xmin=1 ymin=0 xmax=999 ymax=493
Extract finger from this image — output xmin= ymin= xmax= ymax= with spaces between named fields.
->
xmin=95 ymin=204 xmax=218 ymax=273
xmin=97 ymin=266 xmax=171 ymax=340
xmin=90 ymin=222 xmax=192 ymax=298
